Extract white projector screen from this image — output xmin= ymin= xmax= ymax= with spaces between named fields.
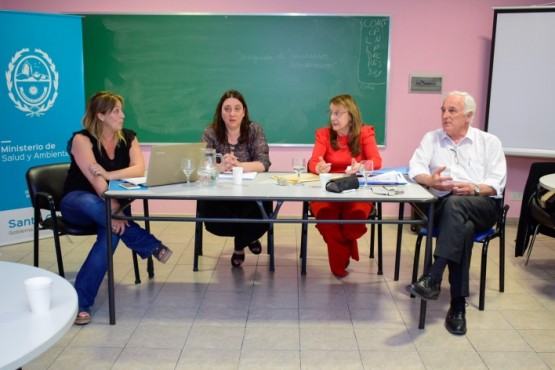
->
xmin=485 ymin=8 xmax=555 ymax=158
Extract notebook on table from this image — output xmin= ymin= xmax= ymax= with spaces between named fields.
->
xmin=123 ymin=142 xmax=207 ymax=187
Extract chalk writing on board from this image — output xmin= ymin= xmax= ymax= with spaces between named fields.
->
xmin=359 ymin=17 xmax=388 ymax=86
xmin=237 ymin=50 xmax=336 ymax=70
xmin=237 ymin=53 xmax=275 ymax=64
xmin=237 ymin=50 xmax=331 ymax=67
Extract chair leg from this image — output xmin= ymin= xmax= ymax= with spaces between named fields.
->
xmin=33 ymin=221 xmax=40 ymax=268
xmin=524 ymin=225 xmax=541 ymax=266
xmin=369 ymin=223 xmax=375 ymax=259
xmin=267 ymin=223 xmax=275 ymax=272
xmin=410 ymin=234 xmax=424 ymax=299
xmin=132 ymin=251 xmax=141 ymax=284
xmin=52 ymin=233 xmax=65 ymax=278
xmin=147 ymin=256 xmax=154 ymax=278
xmin=479 ymin=240 xmax=489 ymax=311
xmin=369 ymin=202 xmax=382 ymax=260
xmin=499 ymin=232 xmax=505 ymax=293
xmin=132 ymin=255 xmax=152 ymax=283
xmin=194 ymin=219 xmax=203 ymax=272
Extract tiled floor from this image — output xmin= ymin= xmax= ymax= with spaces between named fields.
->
xmin=2 ymin=218 xmax=555 ymax=369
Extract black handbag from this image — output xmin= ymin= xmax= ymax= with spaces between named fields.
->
xmin=325 ymin=176 xmax=360 ymax=193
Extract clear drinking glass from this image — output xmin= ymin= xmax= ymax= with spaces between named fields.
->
xmin=360 ymin=160 xmax=374 ymax=188
xmin=292 ymin=158 xmax=306 ymax=186
xmin=181 ymin=158 xmax=195 ymax=186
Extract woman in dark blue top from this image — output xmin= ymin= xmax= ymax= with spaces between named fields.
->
xmin=61 ymin=91 xmax=172 ymax=325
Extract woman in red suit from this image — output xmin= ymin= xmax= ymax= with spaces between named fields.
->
xmin=308 ymin=94 xmax=382 ymax=277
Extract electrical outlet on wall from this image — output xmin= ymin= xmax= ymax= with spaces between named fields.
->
xmin=511 ymin=192 xmax=523 ymax=201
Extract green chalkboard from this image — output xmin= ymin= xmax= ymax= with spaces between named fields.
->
xmin=81 ymin=14 xmax=389 ymax=145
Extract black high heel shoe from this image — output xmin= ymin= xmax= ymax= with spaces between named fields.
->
xmin=247 ymin=240 xmax=262 ymax=255
xmin=231 ymin=251 xmax=245 ymax=267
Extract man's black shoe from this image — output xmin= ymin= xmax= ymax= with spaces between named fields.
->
xmin=404 ymin=274 xmax=441 ymax=300
xmin=445 ymin=307 xmax=467 ymax=335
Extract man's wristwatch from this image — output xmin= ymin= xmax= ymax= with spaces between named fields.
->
xmin=474 ymin=184 xmax=480 ymax=196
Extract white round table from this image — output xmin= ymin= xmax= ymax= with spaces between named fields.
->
xmin=540 ymin=173 xmax=555 ymax=192
xmin=0 ymin=261 xmax=77 ymax=370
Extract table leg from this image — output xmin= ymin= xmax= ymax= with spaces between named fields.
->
xmin=193 ymin=207 xmax=202 ymax=272
xmin=418 ymin=202 xmax=435 ymax=329
xmin=301 ymin=201 xmax=309 ymax=275
xmin=105 ymin=198 xmax=116 ymax=325
xmin=393 ymin=202 xmax=405 ymax=280
xmin=143 ymin=200 xmax=155 ymax=278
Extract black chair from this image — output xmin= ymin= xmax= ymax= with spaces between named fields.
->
xmin=410 ymin=201 xmax=509 ymax=311
xmin=515 ymin=162 xmax=555 ymax=257
xmin=194 ymin=201 xmax=275 ymax=271
xmin=25 ymin=162 xmax=153 ymax=283
xmin=524 ymin=194 xmax=555 ymax=266
xmin=299 ymin=201 xmax=383 ymax=275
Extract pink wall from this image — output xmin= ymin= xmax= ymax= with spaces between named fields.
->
xmin=2 ymin=0 xmax=549 ymax=217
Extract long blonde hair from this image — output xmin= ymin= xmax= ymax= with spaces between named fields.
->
xmin=329 ymin=94 xmax=363 ymax=156
xmin=82 ymin=91 xmax=126 ymax=154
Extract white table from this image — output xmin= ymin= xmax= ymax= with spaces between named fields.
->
xmin=540 ymin=173 xmax=555 ymax=191
xmin=104 ymin=172 xmax=436 ymax=327
xmin=0 ymin=262 xmax=77 ymax=370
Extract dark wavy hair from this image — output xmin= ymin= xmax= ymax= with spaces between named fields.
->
xmin=210 ymin=90 xmax=252 ymax=144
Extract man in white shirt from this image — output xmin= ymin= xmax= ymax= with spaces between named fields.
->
xmin=405 ymin=90 xmax=507 ymax=335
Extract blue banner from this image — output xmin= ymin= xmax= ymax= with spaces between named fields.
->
xmin=0 ymin=11 xmax=84 ymax=245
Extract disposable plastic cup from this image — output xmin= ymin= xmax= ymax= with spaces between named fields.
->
xmin=24 ymin=276 xmax=53 ymax=314
xmin=232 ymin=167 xmax=244 ymax=185
xmin=320 ymin=173 xmax=332 ymax=190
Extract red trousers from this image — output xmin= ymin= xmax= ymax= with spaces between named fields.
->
xmin=310 ymin=201 xmax=372 ymax=277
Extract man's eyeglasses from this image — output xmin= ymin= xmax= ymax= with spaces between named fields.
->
xmin=370 ymin=186 xmax=404 ymax=196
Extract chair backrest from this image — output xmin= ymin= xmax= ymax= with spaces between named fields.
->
xmin=494 ymin=197 xmax=506 ymax=228
xmin=515 ymin=162 xmax=555 ymax=256
xmin=530 ymin=196 xmax=555 ymax=230
xmin=25 ymin=163 xmax=70 ymax=212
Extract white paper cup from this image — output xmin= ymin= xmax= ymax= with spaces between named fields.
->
xmin=24 ymin=276 xmax=53 ymax=314
xmin=320 ymin=173 xmax=332 ymax=190
xmin=232 ymin=166 xmax=244 ymax=185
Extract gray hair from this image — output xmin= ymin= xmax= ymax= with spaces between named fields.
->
xmin=446 ymin=90 xmax=476 ymax=125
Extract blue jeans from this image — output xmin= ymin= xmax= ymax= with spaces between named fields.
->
xmin=61 ymin=191 xmax=162 ymax=312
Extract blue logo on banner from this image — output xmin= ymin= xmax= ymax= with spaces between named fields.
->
xmin=6 ymin=48 xmax=59 ymax=117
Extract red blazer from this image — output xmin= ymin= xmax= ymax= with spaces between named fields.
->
xmin=308 ymin=125 xmax=382 ymax=174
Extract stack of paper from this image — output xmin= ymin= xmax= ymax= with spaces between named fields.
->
xmin=219 ymin=171 xmax=258 ymax=180
xmin=272 ymin=173 xmax=345 ymax=184
xmin=363 ymin=171 xmax=408 ymax=185
xmin=271 ymin=173 xmax=320 ymax=184
xmin=121 ymin=177 xmax=147 ymax=186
